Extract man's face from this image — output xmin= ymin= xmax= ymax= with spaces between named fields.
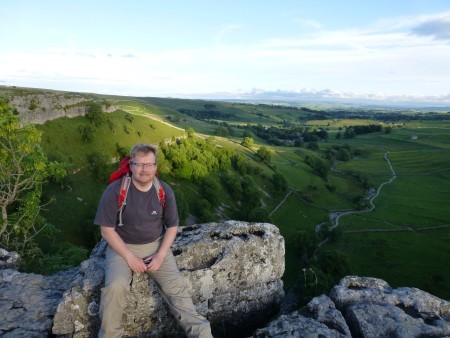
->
xmin=130 ymin=152 xmax=157 ymax=188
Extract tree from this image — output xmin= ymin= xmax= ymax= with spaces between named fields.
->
xmin=79 ymin=124 xmax=95 ymax=143
xmin=215 ymin=126 xmax=230 ymax=137
xmin=272 ymin=172 xmax=288 ymax=196
xmin=187 ymin=127 xmax=195 ymax=138
xmin=307 ymin=142 xmax=319 ymax=151
xmin=344 ymin=128 xmax=356 ymax=139
xmin=199 ymin=177 xmax=221 ymax=208
xmin=85 ymin=102 xmax=106 ymax=127
xmin=241 ymin=136 xmax=254 ymax=149
xmin=304 ymin=155 xmax=331 ymax=179
xmin=0 ymin=99 xmax=66 ymax=256
xmin=87 ymin=152 xmax=111 ymax=183
xmin=257 ymin=146 xmax=272 ymax=163
xmin=232 ymin=153 xmax=250 ymax=175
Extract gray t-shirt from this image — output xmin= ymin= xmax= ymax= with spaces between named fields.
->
xmin=94 ymin=178 xmax=179 ymax=244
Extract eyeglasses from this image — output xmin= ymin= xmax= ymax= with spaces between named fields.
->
xmin=131 ymin=162 xmax=157 ymax=169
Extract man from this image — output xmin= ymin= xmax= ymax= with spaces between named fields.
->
xmin=94 ymin=143 xmax=213 ymax=338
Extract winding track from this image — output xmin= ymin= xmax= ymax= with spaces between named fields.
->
xmin=330 ymin=150 xmax=396 ymax=229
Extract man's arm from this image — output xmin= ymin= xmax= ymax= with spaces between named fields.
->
xmin=101 ymin=226 xmax=148 ymax=273
xmin=145 ymin=225 xmax=178 ymax=272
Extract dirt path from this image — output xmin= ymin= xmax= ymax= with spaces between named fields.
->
xmin=330 ymin=150 xmax=396 ymax=229
xmin=114 ymin=100 xmax=186 ymax=132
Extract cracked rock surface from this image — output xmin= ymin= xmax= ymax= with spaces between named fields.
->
xmin=52 ymin=221 xmax=285 ymax=338
xmin=251 ymin=276 xmax=450 ymax=338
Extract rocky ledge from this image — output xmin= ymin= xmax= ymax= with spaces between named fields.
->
xmin=253 ymin=275 xmax=450 ymax=338
xmin=1 ymin=221 xmax=449 ymax=338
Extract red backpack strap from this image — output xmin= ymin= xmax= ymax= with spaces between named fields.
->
xmin=153 ymin=176 xmax=166 ymax=209
xmin=117 ymin=174 xmax=132 ymax=226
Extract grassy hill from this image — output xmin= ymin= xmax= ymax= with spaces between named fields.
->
xmin=2 ymin=86 xmax=449 ymax=304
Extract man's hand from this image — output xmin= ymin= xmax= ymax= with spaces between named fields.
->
xmin=144 ymin=226 xmax=178 ymax=272
xmin=101 ymin=226 xmax=148 ymax=273
xmin=145 ymin=251 xmax=165 ymax=272
xmin=126 ymin=254 xmax=148 ymax=273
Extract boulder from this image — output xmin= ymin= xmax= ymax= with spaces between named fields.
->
xmin=250 ymin=276 xmax=450 ymax=338
xmin=0 ymin=247 xmax=20 ymax=269
xmin=0 ymin=268 xmax=78 ymax=337
xmin=329 ymin=276 xmax=450 ymax=338
xmin=52 ymin=221 xmax=286 ymax=337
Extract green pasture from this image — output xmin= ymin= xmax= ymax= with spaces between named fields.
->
xmin=400 ymin=128 xmax=450 ymax=148
xmin=136 ymin=97 xmax=277 ymax=125
xmin=308 ymin=118 xmax=379 ymax=128
xmin=332 ymin=148 xmax=391 ymax=187
xmin=135 ymin=97 xmax=319 ymax=127
xmin=327 ymin=228 xmax=450 ymax=299
xmin=388 ymin=149 xmax=450 ymax=175
xmin=41 ymin=169 xmax=103 ymax=249
xmin=362 ymin=174 xmax=450 ymax=227
xmin=38 ymin=110 xmax=184 ymax=167
xmin=405 ymin=120 xmax=450 ymax=128
xmin=336 ymin=214 xmax=404 ymax=231
xmin=326 ymin=171 xmax=366 ymax=209
xmin=271 ymin=150 xmax=323 ymax=190
xmin=117 ymin=99 xmax=220 ymax=135
xmin=271 ymin=192 xmax=329 ymax=288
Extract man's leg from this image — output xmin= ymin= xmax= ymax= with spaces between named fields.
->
xmin=99 ymin=245 xmax=133 ymax=338
xmin=148 ymin=251 xmax=213 ymax=338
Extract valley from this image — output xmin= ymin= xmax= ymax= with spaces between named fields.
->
xmin=1 ymin=86 xmax=449 ymax=305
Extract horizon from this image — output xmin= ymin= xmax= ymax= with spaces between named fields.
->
xmin=1 ymin=1 xmax=450 ymax=105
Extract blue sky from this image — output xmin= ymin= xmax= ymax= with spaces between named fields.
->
xmin=1 ymin=1 xmax=450 ymax=104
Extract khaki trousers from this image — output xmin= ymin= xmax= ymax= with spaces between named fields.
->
xmin=99 ymin=240 xmax=213 ymax=338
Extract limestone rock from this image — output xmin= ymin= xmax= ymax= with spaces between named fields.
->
xmin=0 ymin=248 xmax=20 ymax=270
xmin=0 ymin=268 xmax=78 ymax=337
xmin=52 ymin=221 xmax=286 ymax=337
xmin=329 ymin=275 xmax=450 ymax=338
xmin=251 ymin=275 xmax=450 ymax=338
xmin=0 ymin=89 xmax=118 ymax=124
xmin=3 ymin=228 xmax=449 ymax=338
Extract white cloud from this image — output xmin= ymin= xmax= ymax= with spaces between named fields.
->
xmin=411 ymin=13 xmax=450 ymax=40
xmin=1 ymin=11 xmax=450 ymax=101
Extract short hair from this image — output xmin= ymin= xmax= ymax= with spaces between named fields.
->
xmin=130 ymin=144 xmax=158 ymax=162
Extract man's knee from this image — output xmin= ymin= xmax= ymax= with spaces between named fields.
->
xmin=101 ymin=279 xmax=130 ymax=311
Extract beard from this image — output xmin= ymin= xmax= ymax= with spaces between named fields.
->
xmin=132 ymin=171 xmax=155 ymax=189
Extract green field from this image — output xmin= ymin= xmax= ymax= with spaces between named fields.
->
xmin=322 ymin=123 xmax=450 ymax=299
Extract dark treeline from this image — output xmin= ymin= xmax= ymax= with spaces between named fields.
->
xmin=178 ymin=104 xmax=238 ymax=120
xmin=238 ymin=124 xmax=328 ymax=146
xmin=349 ymin=124 xmax=383 ymax=135
xmin=330 ymin=110 xmax=450 ymax=122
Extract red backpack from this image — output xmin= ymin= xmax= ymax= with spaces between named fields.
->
xmin=108 ymin=156 xmax=166 ymax=226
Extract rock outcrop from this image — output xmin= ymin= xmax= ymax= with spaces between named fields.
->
xmin=0 ymin=268 xmax=78 ymax=337
xmin=0 ymin=248 xmax=20 ymax=270
xmin=52 ymin=221 xmax=285 ymax=337
xmin=0 ymin=88 xmax=118 ymax=124
xmin=252 ymin=276 xmax=450 ymax=338
xmin=1 ymin=222 xmax=449 ymax=338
